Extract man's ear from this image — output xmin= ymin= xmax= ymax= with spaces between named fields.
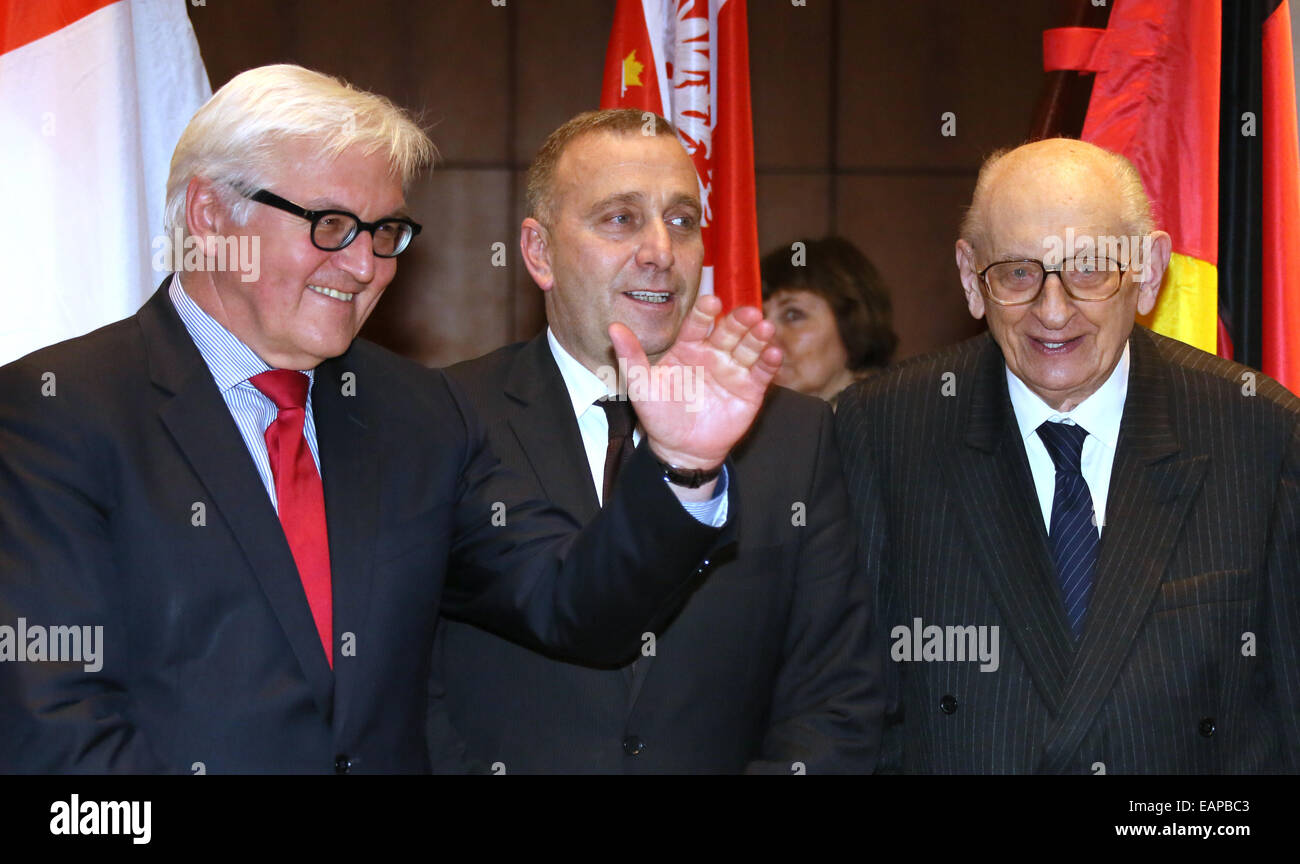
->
xmin=185 ymin=177 xmax=226 ymax=242
xmin=519 ymin=217 xmax=554 ymax=292
xmin=956 ymin=238 xmax=986 ymax=320
xmin=1134 ymin=230 xmax=1172 ymax=317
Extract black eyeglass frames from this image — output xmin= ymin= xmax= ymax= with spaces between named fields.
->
xmin=245 ymin=188 xmax=422 ymax=258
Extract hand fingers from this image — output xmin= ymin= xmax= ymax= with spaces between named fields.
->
xmin=674 ymin=294 xmax=722 ymax=344
xmin=740 ymin=344 xmax=783 ymax=391
xmin=711 ymin=308 xmax=774 ymax=368
xmin=706 ymin=304 xmax=764 ymax=354
xmin=728 ymin=318 xmax=776 ymax=368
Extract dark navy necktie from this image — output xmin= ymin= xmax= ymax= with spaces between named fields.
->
xmin=1037 ymin=420 xmax=1098 ymax=640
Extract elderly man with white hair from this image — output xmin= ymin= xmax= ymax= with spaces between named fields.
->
xmin=836 ymin=137 xmax=1300 ymax=774
xmin=0 ymin=65 xmax=781 ymax=773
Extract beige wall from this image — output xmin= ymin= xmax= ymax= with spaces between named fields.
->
xmin=189 ymin=0 xmax=1064 ymax=366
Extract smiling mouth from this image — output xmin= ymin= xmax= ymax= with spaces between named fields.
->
xmin=624 ymin=290 xmax=672 ymax=305
xmin=1033 ymin=335 xmax=1081 ymax=352
xmin=308 ymin=284 xmax=354 ymax=303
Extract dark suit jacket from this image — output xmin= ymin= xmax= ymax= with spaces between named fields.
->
xmin=835 ymin=326 xmax=1300 ymax=773
xmin=0 ymin=283 xmax=730 ymax=773
xmin=427 ymin=334 xmax=880 ymax=774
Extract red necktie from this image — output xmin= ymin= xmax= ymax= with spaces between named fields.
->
xmin=250 ymin=370 xmax=333 ymax=666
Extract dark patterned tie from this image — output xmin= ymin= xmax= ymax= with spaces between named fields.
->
xmin=596 ymin=397 xmax=637 ymax=505
xmin=1037 ymin=420 xmax=1098 ymax=641
xmin=596 ymin=396 xmax=640 ymax=683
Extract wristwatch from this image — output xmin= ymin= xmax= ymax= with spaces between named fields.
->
xmin=656 ymin=458 xmax=723 ymax=488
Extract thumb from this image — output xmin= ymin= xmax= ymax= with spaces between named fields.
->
xmin=609 ymin=322 xmax=649 ymax=377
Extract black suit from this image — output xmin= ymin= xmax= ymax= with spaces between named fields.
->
xmin=835 ymin=326 xmax=1300 ymax=773
xmin=427 ymin=334 xmax=880 ymax=773
xmin=0 ymin=284 xmax=730 ymax=773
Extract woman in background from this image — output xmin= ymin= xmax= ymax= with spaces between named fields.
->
xmin=761 ymin=235 xmax=898 ymax=407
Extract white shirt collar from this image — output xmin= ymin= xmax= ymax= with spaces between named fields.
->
xmin=1006 ymin=341 xmax=1129 ymax=450
xmin=546 ymin=328 xmax=618 ymax=419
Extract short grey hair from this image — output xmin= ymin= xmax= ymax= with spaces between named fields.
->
xmin=525 ymin=108 xmax=678 ymax=225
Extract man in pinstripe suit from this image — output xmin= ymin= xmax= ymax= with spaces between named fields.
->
xmin=837 ymin=138 xmax=1300 ymax=773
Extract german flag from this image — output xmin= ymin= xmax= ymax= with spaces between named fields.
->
xmin=1041 ymin=0 xmax=1300 ymax=394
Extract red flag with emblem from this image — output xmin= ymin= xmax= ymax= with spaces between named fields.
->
xmin=601 ymin=0 xmax=760 ymax=313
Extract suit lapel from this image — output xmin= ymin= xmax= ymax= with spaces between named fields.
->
xmin=139 ymin=283 xmax=334 ymax=718
xmin=942 ymin=335 xmax=1075 ymax=715
xmin=312 ymin=354 xmax=380 ymax=728
xmin=1038 ymin=327 xmax=1208 ymax=771
xmin=503 ymin=335 xmax=601 ymax=523
xmin=504 ymin=337 xmax=647 ymax=698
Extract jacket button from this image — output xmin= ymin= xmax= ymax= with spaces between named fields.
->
xmin=1198 ymin=717 xmax=1216 ymax=738
xmin=622 ymin=735 xmax=645 ymax=756
xmin=939 ymin=694 xmax=958 ymax=715
xmin=334 ymin=754 xmax=352 ymax=774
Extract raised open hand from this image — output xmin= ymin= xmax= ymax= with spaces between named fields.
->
xmin=609 ymin=294 xmax=782 ymax=473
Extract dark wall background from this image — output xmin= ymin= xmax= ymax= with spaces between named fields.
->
xmin=187 ymin=0 xmax=1064 ymax=367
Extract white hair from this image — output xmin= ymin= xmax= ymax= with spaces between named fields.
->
xmin=960 ymin=138 xmax=1155 ymax=251
xmin=163 ymin=64 xmax=435 ymax=236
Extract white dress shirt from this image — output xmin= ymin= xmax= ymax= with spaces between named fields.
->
xmin=546 ymin=328 xmax=728 ymax=524
xmin=1006 ymin=342 xmax=1129 ymax=535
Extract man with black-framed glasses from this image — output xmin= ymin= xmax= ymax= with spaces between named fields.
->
xmin=835 ymin=137 xmax=1300 ymax=774
xmin=0 ymin=64 xmax=783 ymax=773
xmin=243 ymin=188 xmax=422 ymax=259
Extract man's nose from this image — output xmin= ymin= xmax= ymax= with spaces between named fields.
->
xmin=332 ymin=230 xmax=376 ymax=283
xmin=636 ymin=219 xmax=674 ymax=270
xmin=1034 ymin=272 xmax=1074 ymax=327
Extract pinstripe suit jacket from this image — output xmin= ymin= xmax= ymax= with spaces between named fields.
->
xmin=835 ymin=326 xmax=1300 ymax=773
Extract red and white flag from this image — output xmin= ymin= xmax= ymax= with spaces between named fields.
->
xmin=0 ymin=0 xmax=210 ymax=364
xmin=601 ymin=0 xmax=760 ymax=312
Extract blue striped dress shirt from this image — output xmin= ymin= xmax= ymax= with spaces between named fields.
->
xmin=169 ymin=276 xmax=318 ymax=514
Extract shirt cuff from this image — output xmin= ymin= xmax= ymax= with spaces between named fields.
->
xmin=671 ymin=465 xmax=730 ymax=527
